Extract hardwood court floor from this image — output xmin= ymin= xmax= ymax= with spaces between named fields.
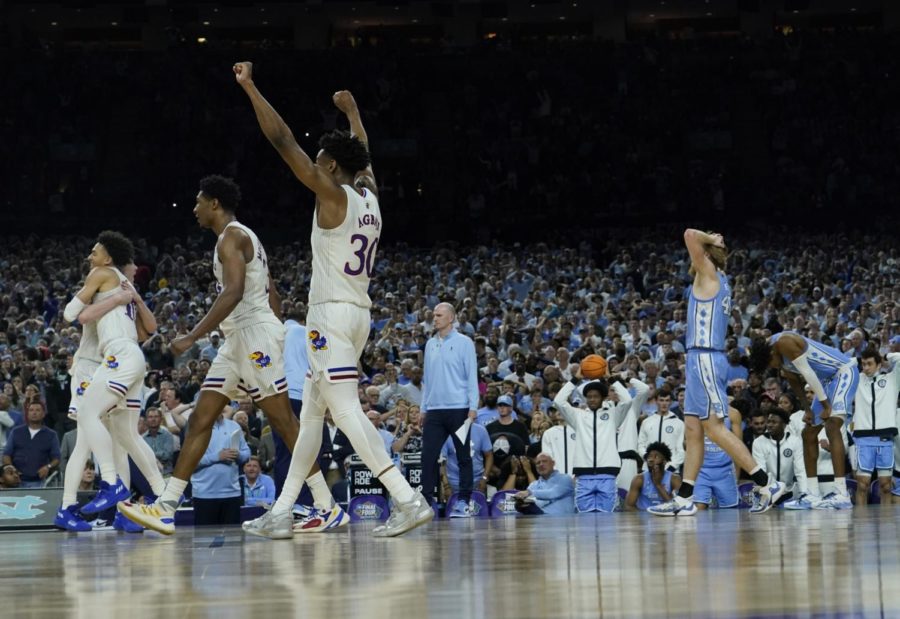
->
xmin=3 ymin=507 xmax=900 ymax=619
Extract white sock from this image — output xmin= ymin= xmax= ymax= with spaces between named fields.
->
xmin=272 ymin=419 xmax=326 ymax=516
xmin=806 ymin=478 xmax=820 ymax=497
xmin=379 ymin=467 xmax=415 ymax=504
xmin=675 ymin=495 xmax=691 ymax=507
xmin=305 ymin=471 xmax=334 ymax=512
xmin=160 ymin=477 xmax=187 ymax=511
xmin=834 ymin=477 xmax=848 ymax=496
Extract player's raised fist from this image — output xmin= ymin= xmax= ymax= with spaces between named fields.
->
xmin=233 ymin=61 xmax=253 ymax=85
xmin=332 ymin=90 xmax=358 ymax=115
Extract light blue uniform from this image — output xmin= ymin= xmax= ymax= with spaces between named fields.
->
xmin=685 ymin=271 xmax=731 ymax=420
xmin=693 ymin=415 xmax=738 ymax=508
xmin=770 ymin=332 xmax=859 ymax=424
xmin=637 ymin=469 xmax=674 ymax=511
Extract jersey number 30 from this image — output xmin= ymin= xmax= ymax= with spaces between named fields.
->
xmin=344 ymin=235 xmax=379 ymax=278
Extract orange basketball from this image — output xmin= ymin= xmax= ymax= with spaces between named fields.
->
xmin=581 ymin=354 xmax=608 ymax=379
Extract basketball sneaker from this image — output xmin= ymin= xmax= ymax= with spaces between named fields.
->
xmin=783 ymin=493 xmax=817 ymax=510
xmin=242 ymin=508 xmax=294 ymax=540
xmin=372 ymin=491 xmax=434 ymax=538
xmin=113 ymin=512 xmax=144 ymax=533
xmin=117 ymin=500 xmax=176 ymax=535
xmin=81 ymin=478 xmax=130 ymax=515
xmin=54 ymin=505 xmax=92 ymax=532
xmin=293 ymin=504 xmax=350 ymax=533
xmin=812 ymin=492 xmax=853 ymax=510
xmin=749 ymin=481 xmax=787 ymax=514
xmin=448 ymin=500 xmax=474 ymax=518
xmin=648 ymin=497 xmax=697 ymax=517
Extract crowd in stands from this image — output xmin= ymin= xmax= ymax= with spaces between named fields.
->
xmin=1 ymin=228 xmax=896 ymax=511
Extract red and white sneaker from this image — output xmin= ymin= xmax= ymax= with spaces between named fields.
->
xmin=293 ymin=504 xmax=350 ymax=533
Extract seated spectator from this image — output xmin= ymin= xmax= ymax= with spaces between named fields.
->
xmin=2 ymin=400 xmax=60 ymax=488
xmin=499 ymin=454 xmax=534 ymax=492
xmin=624 ymin=442 xmax=681 ymax=511
xmin=79 ymin=461 xmax=97 ymax=492
xmin=486 ymin=396 xmax=529 ymax=447
xmin=514 ymin=453 xmax=575 ymax=516
xmin=0 ymin=463 xmax=21 ymax=489
xmin=392 ymin=405 xmax=423 ymax=456
xmin=476 ymin=387 xmax=502 ymax=425
xmin=398 ymin=366 xmax=424 ymax=407
xmin=142 ymin=407 xmax=176 ymax=475
xmin=233 ymin=411 xmax=260 ymax=456
xmin=743 ymin=409 xmax=768 ymax=452
xmin=243 ymin=456 xmax=276 ymax=507
xmin=368 ymin=411 xmax=395 ymax=456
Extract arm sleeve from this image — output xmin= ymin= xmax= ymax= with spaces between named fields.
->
xmin=637 ymin=419 xmax=649 ymax=456
xmin=553 ymin=382 xmax=580 ymax=428
xmin=467 ymin=339 xmax=479 ymax=411
xmin=792 ymin=436 xmax=807 ymax=494
xmin=530 ymin=475 xmax=573 ymax=501
xmin=751 ymin=436 xmax=767 ymax=473
xmin=887 ymin=353 xmax=900 ymax=382
xmin=63 ymin=297 xmax=86 ymax=323
xmin=421 ymin=342 xmax=431 ymax=413
xmin=671 ymin=422 xmax=685 ymax=467
xmin=50 ymin=434 xmax=61 ymax=461
xmin=791 ymin=353 xmax=828 ymax=402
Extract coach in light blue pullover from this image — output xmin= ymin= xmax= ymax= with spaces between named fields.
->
xmin=421 ymin=303 xmax=480 ymax=511
xmin=190 ymin=415 xmax=250 ymax=526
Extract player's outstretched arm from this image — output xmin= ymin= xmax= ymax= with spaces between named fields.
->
xmin=234 ymin=62 xmax=344 ymax=205
xmin=333 ymin=90 xmax=376 ymax=191
xmin=63 ymin=268 xmax=113 ymax=323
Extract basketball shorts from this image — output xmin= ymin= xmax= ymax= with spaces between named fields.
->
xmin=80 ymin=340 xmax=144 ymax=414
xmin=855 ymin=437 xmax=894 ymax=476
xmin=575 ymin=474 xmax=617 ymax=513
xmin=810 ymin=364 xmax=859 ymax=424
xmin=685 ymin=351 xmax=728 ymax=420
xmin=202 ymin=320 xmax=288 ymax=403
xmin=68 ymin=358 xmax=101 ymax=417
xmin=693 ymin=464 xmax=738 ymax=508
xmin=305 ymin=302 xmax=370 ymax=384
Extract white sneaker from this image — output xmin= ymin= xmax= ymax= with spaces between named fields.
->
xmin=242 ymin=508 xmax=294 ymax=540
xmin=749 ymin=481 xmax=787 ymax=515
xmin=783 ymin=494 xmax=818 ymax=510
xmin=293 ymin=505 xmax=350 ymax=533
xmin=812 ymin=492 xmax=853 ymax=510
xmin=372 ymin=492 xmax=434 ymax=538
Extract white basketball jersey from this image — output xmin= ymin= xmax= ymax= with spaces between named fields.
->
xmin=95 ymin=267 xmax=138 ymax=353
xmin=213 ymin=221 xmax=278 ymax=335
xmin=71 ymin=286 xmax=119 ymax=369
xmin=308 ymin=185 xmax=380 ymax=309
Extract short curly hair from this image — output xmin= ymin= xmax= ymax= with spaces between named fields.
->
xmin=645 ymin=441 xmax=672 ymax=462
xmin=748 ymin=337 xmax=774 ymax=375
xmin=318 ymin=130 xmax=371 ymax=174
xmin=199 ymin=174 xmax=242 ymax=213
xmin=97 ymin=230 xmax=134 ymax=268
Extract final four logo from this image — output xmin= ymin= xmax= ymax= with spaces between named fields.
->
xmin=105 ymin=356 xmax=119 ymax=369
xmin=76 ymin=381 xmax=90 ymax=396
xmin=308 ymin=330 xmax=329 ymax=351
xmin=249 ymin=351 xmax=272 ymax=369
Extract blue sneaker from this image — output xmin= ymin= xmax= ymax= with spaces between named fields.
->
xmin=113 ymin=512 xmax=144 ymax=533
xmin=813 ymin=492 xmax=853 ymax=510
xmin=648 ymin=498 xmax=697 ymax=517
xmin=54 ymin=505 xmax=92 ymax=532
xmin=749 ymin=481 xmax=787 ymax=515
xmin=783 ymin=493 xmax=817 ymax=510
xmin=81 ymin=478 xmax=130 ymax=515
xmin=448 ymin=500 xmax=474 ymax=518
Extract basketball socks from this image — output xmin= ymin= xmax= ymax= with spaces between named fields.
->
xmin=806 ymin=478 xmax=821 ymax=497
xmin=379 ymin=467 xmax=416 ymax=505
xmin=677 ymin=480 xmax=695 ymax=503
xmin=749 ymin=466 xmax=769 ymax=488
xmin=834 ymin=477 xmax=848 ymax=496
xmin=305 ymin=471 xmax=334 ymax=512
xmin=159 ymin=478 xmax=187 ymax=512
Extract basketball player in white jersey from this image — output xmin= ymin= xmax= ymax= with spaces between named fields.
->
xmin=61 ymin=232 xmax=159 ymax=518
xmin=232 ymin=61 xmax=432 ymax=538
xmin=119 ymin=175 xmax=339 ymax=535
xmin=56 ymin=258 xmax=167 ymax=532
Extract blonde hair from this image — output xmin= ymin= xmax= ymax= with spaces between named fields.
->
xmin=688 ymin=241 xmax=728 ymax=277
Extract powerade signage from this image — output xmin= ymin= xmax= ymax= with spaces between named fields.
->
xmin=0 ymin=487 xmax=64 ymax=530
xmin=348 ymin=455 xmax=386 ymax=496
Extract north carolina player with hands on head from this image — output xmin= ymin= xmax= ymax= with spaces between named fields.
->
xmin=59 ymin=231 xmax=163 ymax=526
xmin=119 ymin=174 xmax=338 ymax=535
xmin=749 ymin=329 xmax=860 ymax=509
xmin=850 ymin=346 xmax=899 ymax=506
xmin=231 ymin=61 xmax=432 ymax=538
xmin=649 ymin=229 xmax=786 ymax=517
